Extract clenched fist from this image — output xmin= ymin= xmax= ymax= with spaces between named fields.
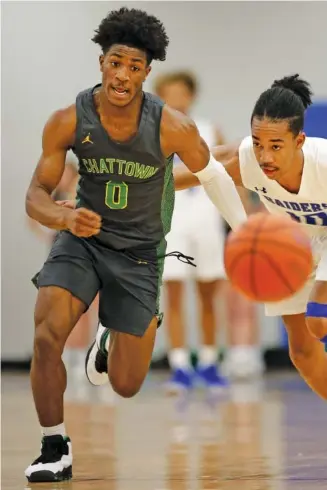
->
xmin=62 ymin=207 xmax=101 ymax=237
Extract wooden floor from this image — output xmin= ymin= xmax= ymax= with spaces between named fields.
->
xmin=2 ymin=371 xmax=327 ymax=489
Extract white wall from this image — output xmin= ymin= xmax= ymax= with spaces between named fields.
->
xmin=2 ymin=1 xmax=102 ymax=359
xmin=2 ymin=1 xmax=327 ymax=359
xmin=96 ymin=1 xmax=327 ymax=139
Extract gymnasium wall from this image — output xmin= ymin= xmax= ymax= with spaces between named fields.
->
xmin=2 ymin=1 xmax=327 ymax=360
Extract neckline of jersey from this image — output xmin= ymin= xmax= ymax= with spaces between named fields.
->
xmin=88 ymin=84 xmax=149 ymax=148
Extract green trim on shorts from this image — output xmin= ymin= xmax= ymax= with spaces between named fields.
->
xmin=155 ymin=153 xmax=175 ymax=320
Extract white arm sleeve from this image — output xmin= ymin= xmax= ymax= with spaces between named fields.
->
xmin=194 ymin=154 xmax=247 ymax=230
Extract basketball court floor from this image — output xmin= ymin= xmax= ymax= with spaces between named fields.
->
xmin=2 ymin=370 xmax=327 ymax=489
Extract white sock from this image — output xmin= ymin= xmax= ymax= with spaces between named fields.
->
xmin=105 ymin=330 xmax=110 ymax=352
xmin=229 ymin=345 xmax=261 ymax=359
xmin=198 ymin=345 xmax=218 ymax=367
xmin=41 ymin=423 xmax=66 ymax=437
xmin=168 ymin=348 xmax=191 ymax=370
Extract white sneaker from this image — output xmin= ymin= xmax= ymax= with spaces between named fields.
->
xmin=85 ymin=324 xmax=109 ymax=386
xmin=223 ymin=346 xmax=265 ymax=380
xmin=25 ymin=435 xmax=72 ymax=483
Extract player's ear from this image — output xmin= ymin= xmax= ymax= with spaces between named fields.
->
xmin=296 ymin=131 xmax=306 ymax=149
xmin=99 ymin=55 xmax=104 ymax=73
xmin=145 ymin=65 xmax=152 ymax=79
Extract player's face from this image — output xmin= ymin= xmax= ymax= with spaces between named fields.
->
xmin=158 ymin=82 xmax=194 ymax=114
xmin=100 ymin=45 xmax=151 ymax=107
xmin=251 ymin=117 xmax=305 ymax=180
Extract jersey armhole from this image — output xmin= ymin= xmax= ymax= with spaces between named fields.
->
xmin=156 ymin=102 xmax=168 ymax=163
xmin=70 ymin=99 xmax=85 ymax=154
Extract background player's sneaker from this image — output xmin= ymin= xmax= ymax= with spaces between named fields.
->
xmin=85 ymin=324 xmax=109 ymax=385
xmin=222 ymin=346 xmax=265 ymax=380
xmin=196 ymin=364 xmax=229 ymax=392
xmin=25 ymin=435 xmax=72 ymax=483
xmin=165 ymin=368 xmax=194 ymax=394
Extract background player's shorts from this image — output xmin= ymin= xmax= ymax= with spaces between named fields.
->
xmin=163 ymin=194 xmax=225 ymax=282
xmin=163 ymin=226 xmax=225 ymax=281
xmin=265 ymin=239 xmax=327 ymax=317
xmin=34 ymin=231 xmax=164 ymax=336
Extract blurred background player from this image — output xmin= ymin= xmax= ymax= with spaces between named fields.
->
xmin=154 ymin=71 xmax=264 ymax=389
xmin=173 ymin=74 xmax=327 ymax=401
xmin=222 ymin=189 xmax=265 ymax=379
xmin=154 ymin=71 xmax=228 ymax=392
xmin=27 ymin=159 xmax=98 ymax=382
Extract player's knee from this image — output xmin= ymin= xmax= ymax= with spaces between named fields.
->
xmin=34 ymin=321 xmax=64 ymax=363
xmin=306 ymin=302 xmax=327 ymax=342
xmin=109 ymin=371 xmax=141 ymax=398
xmin=289 ymin=346 xmax=311 ymax=367
xmin=288 ymin=332 xmax=316 ymax=363
xmin=306 ymin=316 xmax=327 ymax=340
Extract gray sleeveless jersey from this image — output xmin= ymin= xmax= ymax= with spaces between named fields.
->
xmin=70 ymin=84 xmax=175 ymax=251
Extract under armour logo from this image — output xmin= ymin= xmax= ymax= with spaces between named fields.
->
xmin=255 ymin=186 xmax=267 ymax=194
xmin=82 ymin=133 xmax=93 ymax=145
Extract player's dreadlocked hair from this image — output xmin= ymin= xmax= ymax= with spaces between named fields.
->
xmin=251 ymin=74 xmax=313 ymax=135
xmin=92 ymin=7 xmax=169 ymax=65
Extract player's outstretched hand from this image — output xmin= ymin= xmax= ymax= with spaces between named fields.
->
xmin=63 ymin=207 xmax=102 ymax=237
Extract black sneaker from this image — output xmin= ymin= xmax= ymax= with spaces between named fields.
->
xmin=25 ymin=435 xmax=72 ymax=482
xmin=85 ymin=324 xmax=109 ymax=385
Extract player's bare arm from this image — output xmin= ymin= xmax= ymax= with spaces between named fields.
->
xmin=25 ymin=105 xmax=101 ymax=237
xmin=25 ymin=105 xmax=76 ymax=228
xmin=173 ymin=141 xmax=243 ymax=190
xmin=161 ymin=107 xmax=247 ymax=230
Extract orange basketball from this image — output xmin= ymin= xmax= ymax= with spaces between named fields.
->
xmin=224 ymin=213 xmax=313 ymax=302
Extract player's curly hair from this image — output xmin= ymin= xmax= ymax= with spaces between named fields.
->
xmin=92 ymin=7 xmax=169 ymax=65
xmin=251 ymin=74 xmax=313 ymax=135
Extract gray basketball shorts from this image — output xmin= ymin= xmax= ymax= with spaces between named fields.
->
xmin=32 ymin=231 xmax=164 ymax=336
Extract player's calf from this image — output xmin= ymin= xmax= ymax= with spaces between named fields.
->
xmin=85 ymin=325 xmax=147 ymax=397
xmin=86 ymin=318 xmax=157 ymax=398
xmin=284 ymin=313 xmax=319 ymax=372
xmin=283 ymin=313 xmax=327 ymax=400
xmin=32 ymin=320 xmax=68 ymax=427
xmin=26 ymin=287 xmax=85 ymax=482
xmin=107 ymin=318 xmax=158 ymax=397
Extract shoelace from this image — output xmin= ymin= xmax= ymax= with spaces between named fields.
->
xmin=160 ymin=251 xmax=196 ymax=267
xmin=32 ymin=251 xmax=197 ymax=291
xmin=33 ymin=437 xmax=67 ymax=465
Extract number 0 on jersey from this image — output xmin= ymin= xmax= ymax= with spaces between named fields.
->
xmin=105 ymin=181 xmax=128 ymax=209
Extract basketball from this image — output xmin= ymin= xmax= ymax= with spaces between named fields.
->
xmin=224 ymin=213 xmax=313 ymax=302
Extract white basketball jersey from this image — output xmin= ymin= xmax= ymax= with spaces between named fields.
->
xmin=239 ymin=136 xmax=327 ymax=241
